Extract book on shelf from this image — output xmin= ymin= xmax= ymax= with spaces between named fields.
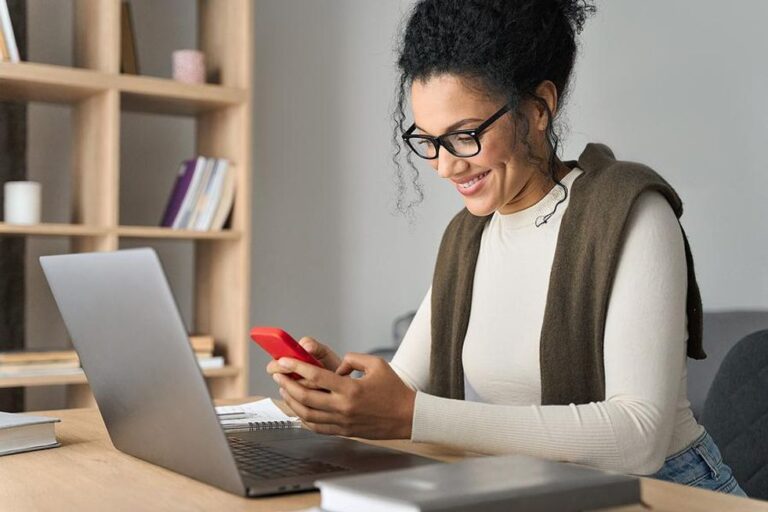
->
xmin=189 ymin=334 xmax=215 ymax=354
xmin=0 ymin=411 xmax=60 ymax=457
xmin=160 ymin=159 xmax=197 ymax=227
xmin=0 ymin=349 xmax=82 ymax=377
xmin=0 ymin=16 xmax=9 ymax=61
xmin=0 ymin=367 xmax=84 ymax=378
xmin=0 ymin=0 xmax=19 ymax=62
xmin=161 ymin=156 xmax=235 ymax=231
xmin=120 ymin=1 xmax=139 ymax=74
xmin=186 ymin=157 xmax=216 ymax=229
xmin=196 ymin=355 xmax=224 ymax=370
xmin=0 ymin=360 xmax=80 ymax=374
xmin=0 ymin=349 xmax=79 ymax=365
xmin=215 ymin=398 xmax=302 ymax=432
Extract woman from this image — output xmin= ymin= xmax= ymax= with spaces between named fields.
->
xmin=268 ymin=0 xmax=747 ymax=496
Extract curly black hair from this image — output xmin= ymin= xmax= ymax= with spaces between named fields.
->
xmin=392 ymin=0 xmax=596 ymax=218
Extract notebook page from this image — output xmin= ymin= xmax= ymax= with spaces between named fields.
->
xmin=215 ymin=398 xmax=300 ymax=429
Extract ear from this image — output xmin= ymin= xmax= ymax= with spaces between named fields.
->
xmin=533 ymin=80 xmax=559 ymax=132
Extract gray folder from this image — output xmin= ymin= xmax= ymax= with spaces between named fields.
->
xmin=316 ymin=454 xmax=641 ymax=512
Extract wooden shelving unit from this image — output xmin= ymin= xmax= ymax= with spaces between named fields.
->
xmin=0 ymin=0 xmax=252 ymax=408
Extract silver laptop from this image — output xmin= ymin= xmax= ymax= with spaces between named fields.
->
xmin=40 ymin=248 xmax=433 ymax=497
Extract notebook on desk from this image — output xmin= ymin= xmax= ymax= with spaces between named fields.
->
xmin=0 ymin=412 xmax=60 ymax=457
xmin=317 ymin=454 xmax=641 ymax=512
xmin=40 ymin=248 xmax=434 ymax=497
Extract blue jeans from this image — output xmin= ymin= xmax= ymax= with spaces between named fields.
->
xmin=652 ymin=430 xmax=747 ymax=496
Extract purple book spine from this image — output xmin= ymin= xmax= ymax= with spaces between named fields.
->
xmin=160 ymin=159 xmax=196 ymax=227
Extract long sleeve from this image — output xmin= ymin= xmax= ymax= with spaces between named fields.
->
xmin=405 ymin=191 xmax=700 ymax=475
xmin=390 ymin=286 xmax=432 ymax=392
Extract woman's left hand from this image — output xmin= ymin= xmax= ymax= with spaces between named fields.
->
xmin=272 ymin=353 xmax=416 ymax=440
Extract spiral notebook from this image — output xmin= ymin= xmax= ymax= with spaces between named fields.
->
xmin=215 ymin=398 xmax=302 ymax=432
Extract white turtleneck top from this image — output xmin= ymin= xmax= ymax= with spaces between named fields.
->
xmin=390 ymin=168 xmax=703 ymax=475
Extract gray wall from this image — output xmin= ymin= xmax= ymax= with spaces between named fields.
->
xmin=248 ymin=0 xmax=768 ymax=396
xmin=18 ymin=0 xmax=768 ymax=406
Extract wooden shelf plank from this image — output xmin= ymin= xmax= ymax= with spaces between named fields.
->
xmin=0 ymin=61 xmax=107 ymax=104
xmin=119 ymin=74 xmax=246 ymax=115
xmin=0 ymin=366 xmax=240 ymax=388
xmin=116 ymin=226 xmax=241 ymax=240
xmin=0 ymin=61 xmax=246 ymax=115
xmin=0 ymin=223 xmax=241 ymax=240
xmin=0 ymin=222 xmax=107 ymax=237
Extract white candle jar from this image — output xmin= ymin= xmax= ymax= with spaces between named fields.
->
xmin=4 ymin=181 xmax=41 ymax=225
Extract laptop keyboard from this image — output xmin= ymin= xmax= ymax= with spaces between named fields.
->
xmin=228 ymin=436 xmax=350 ymax=479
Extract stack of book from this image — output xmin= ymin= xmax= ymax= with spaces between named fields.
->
xmin=190 ymin=334 xmax=225 ymax=370
xmin=0 ymin=350 xmax=82 ymax=378
xmin=160 ymin=156 xmax=236 ymax=231
xmin=0 ymin=0 xmax=20 ymax=62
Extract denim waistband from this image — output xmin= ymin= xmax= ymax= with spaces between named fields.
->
xmin=655 ymin=430 xmax=724 ymax=483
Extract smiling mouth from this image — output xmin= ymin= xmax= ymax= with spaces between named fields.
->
xmin=457 ymin=170 xmax=490 ymax=189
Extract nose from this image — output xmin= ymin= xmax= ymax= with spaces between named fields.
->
xmin=434 ymin=148 xmax=469 ymax=179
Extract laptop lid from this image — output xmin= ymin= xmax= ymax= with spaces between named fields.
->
xmin=40 ymin=248 xmax=245 ymax=495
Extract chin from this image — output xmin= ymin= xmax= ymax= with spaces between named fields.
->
xmin=463 ymin=199 xmax=496 ymax=217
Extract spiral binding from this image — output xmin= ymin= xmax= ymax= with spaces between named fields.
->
xmin=222 ymin=420 xmax=301 ymax=432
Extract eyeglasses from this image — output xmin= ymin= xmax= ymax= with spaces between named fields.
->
xmin=402 ymin=104 xmax=512 ymax=160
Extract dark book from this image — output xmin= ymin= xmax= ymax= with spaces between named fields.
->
xmin=120 ymin=1 xmax=139 ymax=74
xmin=160 ymin=159 xmax=196 ymax=227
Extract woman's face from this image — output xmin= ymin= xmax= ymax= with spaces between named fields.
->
xmin=410 ymin=74 xmax=551 ymax=216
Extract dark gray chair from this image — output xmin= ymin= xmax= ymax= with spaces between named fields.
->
xmin=367 ymin=311 xmax=416 ymax=362
xmin=688 ymin=311 xmax=768 ymax=418
xmin=701 ymin=329 xmax=768 ymax=499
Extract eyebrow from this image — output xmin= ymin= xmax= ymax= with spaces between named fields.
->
xmin=414 ymin=118 xmax=482 ymax=136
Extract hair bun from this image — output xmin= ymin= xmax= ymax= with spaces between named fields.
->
xmin=555 ymin=0 xmax=597 ymax=34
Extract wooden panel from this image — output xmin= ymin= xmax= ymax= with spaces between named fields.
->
xmin=199 ymin=0 xmax=251 ymax=87
xmin=0 ymin=62 xmax=245 ymax=114
xmin=195 ymin=0 xmax=252 ymax=400
xmin=74 ymin=0 xmax=120 ymax=72
xmin=0 ymin=223 xmax=107 ymax=237
xmin=72 ymin=91 xmax=119 ymax=228
xmin=119 ymin=74 xmax=245 ymax=115
xmin=195 ymin=106 xmax=252 ymax=399
xmin=0 ymin=62 xmax=107 ymax=104
xmin=116 ymin=226 xmax=241 ymax=240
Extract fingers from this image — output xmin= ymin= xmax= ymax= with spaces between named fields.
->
xmin=278 ymin=386 xmax=339 ymax=425
xmin=266 ymin=360 xmax=293 ymax=376
xmin=336 ymin=352 xmax=384 ymax=376
xmin=298 ymin=337 xmax=325 ymax=357
xmin=299 ymin=336 xmax=342 ymax=372
xmin=303 ymin=421 xmax=345 ymax=436
xmin=277 ymin=357 xmax=345 ymax=392
xmin=275 ymin=373 xmax=337 ymax=411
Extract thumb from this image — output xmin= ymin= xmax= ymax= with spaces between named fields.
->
xmin=336 ymin=352 xmax=378 ymax=376
xmin=299 ymin=337 xmax=324 ymax=357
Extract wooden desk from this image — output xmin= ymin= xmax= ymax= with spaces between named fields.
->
xmin=2 ymin=399 xmax=766 ymax=512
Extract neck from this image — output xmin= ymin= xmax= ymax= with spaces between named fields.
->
xmin=498 ymin=159 xmax=571 ymax=215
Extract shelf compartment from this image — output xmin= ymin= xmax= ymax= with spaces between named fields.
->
xmin=115 ymin=226 xmax=241 ymax=240
xmin=0 ymin=366 xmax=240 ymax=388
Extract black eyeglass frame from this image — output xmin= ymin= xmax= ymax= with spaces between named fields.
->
xmin=402 ymin=103 xmax=513 ymax=160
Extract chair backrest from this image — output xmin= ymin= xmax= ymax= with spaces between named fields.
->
xmin=701 ymin=329 xmax=768 ymax=499
xmin=688 ymin=311 xmax=768 ymax=418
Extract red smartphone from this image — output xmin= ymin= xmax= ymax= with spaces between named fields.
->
xmin=250 ymin=326 xmax=323 ymax=380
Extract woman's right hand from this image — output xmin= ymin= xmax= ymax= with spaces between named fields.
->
xmin=266 ymin=336 xmax=342 ymax=381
